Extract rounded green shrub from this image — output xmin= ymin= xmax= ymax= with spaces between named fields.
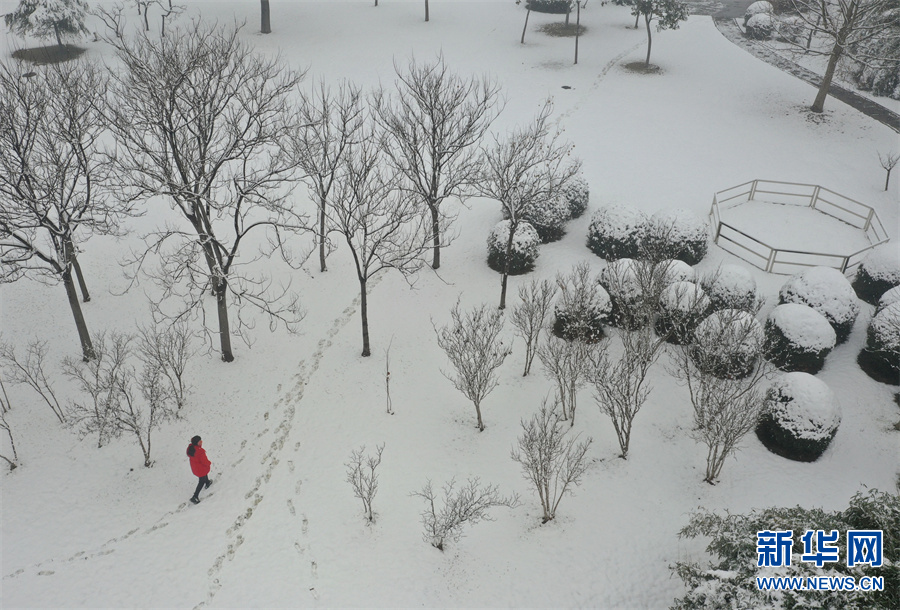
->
xmin=487 ymin=220 xmax=540 ymax=275
xmin=656 ymin=281 xmax=711 ymax=344
xmin=552 ymin=282 xmax=611 ymax=343
xmin=702 ymin=264 xmax=761 ymax=313
xmin=852 ymin=245 xmax=900 ymax=306
xmin=561 ymin=174 xmax=589 ymax=219
xmin=779 ymin=267 xmax=860 ymax=345
xmin=756 ymin=372 xmax=841 ymax=462
xmin=857 ymin=301 xmax=900 ymax=385
xmin=646 ymin=208 xmax=709 ymax=265
xmin=586 ymin=205 xmax=648 ymax=261
xmin=690 ymin=309 xmax=764 ymax=379
xmin=763 ymin=303 xmax=836 ymax=374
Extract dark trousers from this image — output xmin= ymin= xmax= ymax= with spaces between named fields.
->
xmin=193 ymin=475 xmax=209 ymax=499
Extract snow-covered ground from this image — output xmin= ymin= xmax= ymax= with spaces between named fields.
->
xmin=1 ymin=1 xmax=898 ymax=608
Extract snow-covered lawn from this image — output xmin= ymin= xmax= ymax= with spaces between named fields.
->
xmin=1 ymin=1 xmax=897 ymax=608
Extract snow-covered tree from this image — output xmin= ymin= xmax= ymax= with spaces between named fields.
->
xmin=375 ymin=55 xmax=502 ymax=270
xmin=479 ymin=98 xmax=580 ymax=309
xmin=4 ymin=0 xmax=89 ymax=48
xmin=631 ymin=0 xmax=689 ymax=67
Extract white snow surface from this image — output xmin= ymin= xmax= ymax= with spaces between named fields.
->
xmin=2 ymin=2 xmax=898 ymax=609
xmin=767 ymin=372 xmax=841 ymax=441
xmin=769 ymin=303 xmax=837 ymax=350
xmin=779 ymin=266 xmax=861 ymax=326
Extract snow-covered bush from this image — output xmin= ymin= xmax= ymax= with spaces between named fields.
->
xmin=744 ymin=0 xmax=773 ymax=24
xmin=756 ymin=372 xmax=840 ymax=462
xmin=655 ymin=281 xmax=711 ymax=344
xmin=672 ymin=489 xmax=900 ymax=610
xmin=849 ymin=7 xmax=900 ymax=101
xmin=525 ymin=0 xmax=574 ymax=14
xmin=746 ymin=13 xmax=775 ymax=39
xmin=857 ymin=301 xmax=900 ymax=385
xmin=878 ymin=285 xmax=900 ymax=313
xmin=763 ymin=304 xmax=836 ymax=374
xmin=586 ymin=205 xmax=648 ymax=261
xmin=561 ymin=173 xmax=589 ymax=219
xmin=690 ymin=309 xmax=764 ymax=379
xmin=646 ymin=208 xmax=709 ymax=265
xmin=852 ymin=245 xmax=900 ymax=305
xmin=656 ymin=258 xmax=696 ymax=286
xmin=701 ymin=264 xmax=761 ymax=313
xmin=523 ymin=195 xmax=570 ymax=243
xmin=599 ymin=258 xmax=647 ymax=330
xmin=4 ymin=0 xmax=90 ymax=47
xmin=487 ymin=220 xmax=541 ymax=275
xmin=776 ymin=15 xmax=805 ymax=43
xmin=552 ymin=263 xmax=611 ymax=343
xmin=779 ymin=267 xmax=860 ymax=344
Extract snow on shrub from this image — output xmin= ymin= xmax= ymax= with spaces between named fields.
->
xmin=486 ymin=220 xmax=540 ymax=275
xmin=746 ymin=13 xmax=775 ymax=39
xmin=744 ymin=0 xmax=773 ymax=23
xmin=656 ymin=281 xmax=711 ymax=344
xmin=776 ymin=15 xmax=805 ymax=43
xmin=756 ymin=372 xmax=840 ymax=462
xmin=763 ymin=303 xmax=836 ymax=374
xmin=701 ymin=264 xmax=761 ymax=312
xmin=586 ymin=205 xmax=648 ymax=261
xmin=656 ymin=259 xmax=696 ymax=286
xmin=857 ymin=301 xmax=900 ymax=385
xmin=779 ymin=267 xmax=860 ymax=344
xmin=552 ymin=264 xmax=611 ymax=343
xmin=561 ymin=173 xmax=589 ymax=219
xmin=599 ymin=258 xmax=646 ymax=330
xmin=690 ymin=309 xmax=764 ymax=379
xmin=878 ymin=285 xmax=900 ymax=313
xmin=524 ymin=195 xmax=570 ymax=243
xmin=646 ymin=208 xmax=709 ymax=265
xmin=852 ymin=245 xmax=900 ymax=306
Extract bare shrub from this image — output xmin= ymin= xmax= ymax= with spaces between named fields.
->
xmin=434 ymin=302 xmax=511 ymax=431
xmin=552 ymin=261 xmax=611 ymax=343
xmin=136 ymin=319 xmax=193 ymax=410
xmin=345 ymin=443 xmax=385 ymax=523
xmin=0 ymin=376 xmax=18 ymax=470
xmin=511 ymin=398 xmax=593 ymax=523
xmin=413 ymin=477 xmax=519 ymax=550
xmin=537 ymin=333 xmax=594 ymax=424
xmin=0 ymin=340 xmax=65 ymax=423
xmin=511 ymin=278 xmax=558 ymax=376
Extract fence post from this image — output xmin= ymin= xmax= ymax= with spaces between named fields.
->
xmin=810 ymin=185 xmax=820 ymax=209
xmin=749 ymin=180 xmax=758 ymax=200
xmin=840 ymin=256 xmax=849 ymax=273
xmin=765 ymin=249 xmax=776 ymax=273
xmin=864 ymin=208 xmax=873 ymax=232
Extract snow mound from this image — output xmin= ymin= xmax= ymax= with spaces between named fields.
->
xmin=769 ymin=303 xmax=836 ymax=351
xmin=766 ymin=372 xmax=840 ymax=441
xmin=703 ymin=264 xmax=760 ymax=311
xmin=587 ymin=205 xmax=648 ymax=260
xmin=779 ymin=267 xmax=859 ymax=342
xmin=860 ymin=244 xmax=900 ymax=284
xmin=745 ymin=1 xmax=774 ymax=19
xmin=871 ymin=301 xmax=900 ymax=351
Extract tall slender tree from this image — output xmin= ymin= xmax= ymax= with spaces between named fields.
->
xmin=104 ymin=22 xmax=308 ymax=362
xmin=0 ymin=60 xmax=126 ymax=361
xmin=375 ymin=56 xmax=502 ymax=270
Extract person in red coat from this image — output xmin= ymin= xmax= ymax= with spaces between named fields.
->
xmin=186 ymin=435 xmax=212 ymax=504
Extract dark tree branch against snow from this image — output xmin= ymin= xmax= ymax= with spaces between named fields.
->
xmin=0 ymin=59 xmax=129 ymax=361
xmin=327 ymin=105 xmax=432 ymax=357
xmin=103 ymin=22 xmax=309 ymax=362
xmin=374 ymin=55 xmax=503 ymax=270
xmin=478 ymin=98 xmax=580 ymax=309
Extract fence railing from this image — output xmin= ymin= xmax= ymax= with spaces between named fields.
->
xmin=709 ymin=179 xmax=890 ymax=275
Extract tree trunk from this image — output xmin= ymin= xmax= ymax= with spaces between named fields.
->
xmin=811 ymin=41 xmax=843 ymax=113
xmin=143 ymin=6 xmax=150 ymax=31
xmin=425 ymin=0 xmax=430 ymax=22
xmin=319 ymin=207 xmax=328 ymax=272
xmin=430 ymin=204 xmax=441 ymax=270
xmin=359 ymin=277 xmax=371 ymax=357
xmin=214 ymin=279 xmax=235 ymax=362
xmin=71 ymin=252 xmax=91 ymax=302
xmin=63 ymin=269 xmax=95 ymax=361
xmin=474 ymin=399 xmax=484 ymax=431
xmin=574 ymin=2 xmax=581 ymax=64
xmin=499 ymin=222 xmax=516 ymax=310
xmin=54 ymin=23 xmax=63 ymax=48
xmin=261 ymin=0 xmax=272 ymax=34
xmin=644 ymin=14 xmax=653 ymax=66
xmin=521 ymin=9 xmax=531 ymax=44
xmin=634 ymin=12 xmax=640 ymax=29
xmin=886 ymin=168 xmax=893 ymax=191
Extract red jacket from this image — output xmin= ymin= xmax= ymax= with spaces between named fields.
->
xmin=187 ymin=445 xmax=211 ymax=477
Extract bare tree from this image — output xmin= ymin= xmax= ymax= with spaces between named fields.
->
xmin=878 ymin=150 xmax=899 ymax=191
xmin=0 ymin=340 xmax=65 ymax=423
xmin=670 ymin=340 xmax=771 ymax=484
xmin=103 ymin=22 xmax=308 ymax=362
xmin=553 ymin=261 xmax=609 ymax=343
xmin=511 ymin=398 xmax=593 ymax=523
xmin=375 ymin=56 xmax=503 ymax=270
xmin=291 ymin=80 xmax=364 ymax=273
xmin=511 ymin=278 xmax=558 ymax=376
xmin=327 ymin=113 xmax=432 ymax=358
xmin=0 ymin=376 xmax=19 ymax=470
xmin=136 ymin=318 xmax=193 ymax=410
xmin=0 ymin=59 xmax=129 ymax=361
xmin=413 ymin=477 xmax=519 ymax=550
xmin=345 ymin=443 xmax=385 ymax=523
xmin=537 ymin=333 xmax=594 ymax=424
xmin=434 ymin=301 xmax=512 ymax=431
xmin=384 ymin=339 xmax=394 ymax=415
xmin=63 ymin=332 xmax=176 ymax=465
xmin=787 ymin=0 xmax=900 ymax=113
xmin=479 ymin=99 xmax=580 ymax=309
